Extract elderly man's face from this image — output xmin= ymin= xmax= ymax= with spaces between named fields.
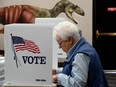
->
xmin=57 ymin=37 xmax=74 ymax=53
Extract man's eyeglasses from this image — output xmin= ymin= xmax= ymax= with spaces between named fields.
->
xmin=58 ymin=39 xmax=68 ymax=48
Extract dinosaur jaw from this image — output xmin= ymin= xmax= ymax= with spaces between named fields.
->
xmin=65 ymin=10 xmax=78 ymax=24
xmin=65 ymin=5 xmax=85 ymax=24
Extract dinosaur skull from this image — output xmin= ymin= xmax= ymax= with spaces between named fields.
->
xmin=65 ymin=3 xmax=85 ymax=24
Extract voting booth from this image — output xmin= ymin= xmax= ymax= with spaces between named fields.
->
xmin=4 ymin=24 xmax=56 ymax=87
xmin=35 ymin=18 xmax=67 ymax=68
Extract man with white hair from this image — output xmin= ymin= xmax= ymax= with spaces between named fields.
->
xmin=52 ymin=21 xmax=109 ymax=87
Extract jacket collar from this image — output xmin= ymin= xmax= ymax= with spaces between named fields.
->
xmin=65 ymin=37 xmax=86 ymax=62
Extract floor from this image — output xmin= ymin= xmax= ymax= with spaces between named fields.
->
xmin=105 ymin=70 xmax=116 ymax=87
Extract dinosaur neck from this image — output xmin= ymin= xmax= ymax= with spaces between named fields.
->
xmin=50 ymin=6 xmax=64 ymax=17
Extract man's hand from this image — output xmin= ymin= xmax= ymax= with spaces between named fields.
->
xmin=52 ymin=75 xmax=57 ymax=83
xmin=52 ymin=69 xmax=56 ymax=75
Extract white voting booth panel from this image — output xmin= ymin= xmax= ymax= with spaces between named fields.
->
xmin=35 ymin=18 xmax=67 ymax=67
xmin=35 ymin=18 xmax=66 ymax=24
xmin=3 ymin=84 xmax=56 ymax=87
xmin=4 ymin=24 xmax=54 ymax=86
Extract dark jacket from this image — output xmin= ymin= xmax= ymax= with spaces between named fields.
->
xmin=62 ymin=37 xmax=109 ymax=87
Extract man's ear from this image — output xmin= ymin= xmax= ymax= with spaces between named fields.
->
xmin=68 ymin=37 xmax=74 ymax=44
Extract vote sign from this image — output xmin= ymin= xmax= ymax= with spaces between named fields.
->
xmin=4 ymin=24 xmax=53 ymax=85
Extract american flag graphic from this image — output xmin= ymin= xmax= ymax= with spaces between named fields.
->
xmin=12 ymin=36 xmax=40 ymax=54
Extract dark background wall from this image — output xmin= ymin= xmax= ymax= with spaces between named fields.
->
xmin=93 ymin=0 xmax=116 ymax=70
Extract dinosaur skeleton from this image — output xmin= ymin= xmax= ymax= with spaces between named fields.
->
xmin=0 ymin=0 xmax=85 ymax=33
